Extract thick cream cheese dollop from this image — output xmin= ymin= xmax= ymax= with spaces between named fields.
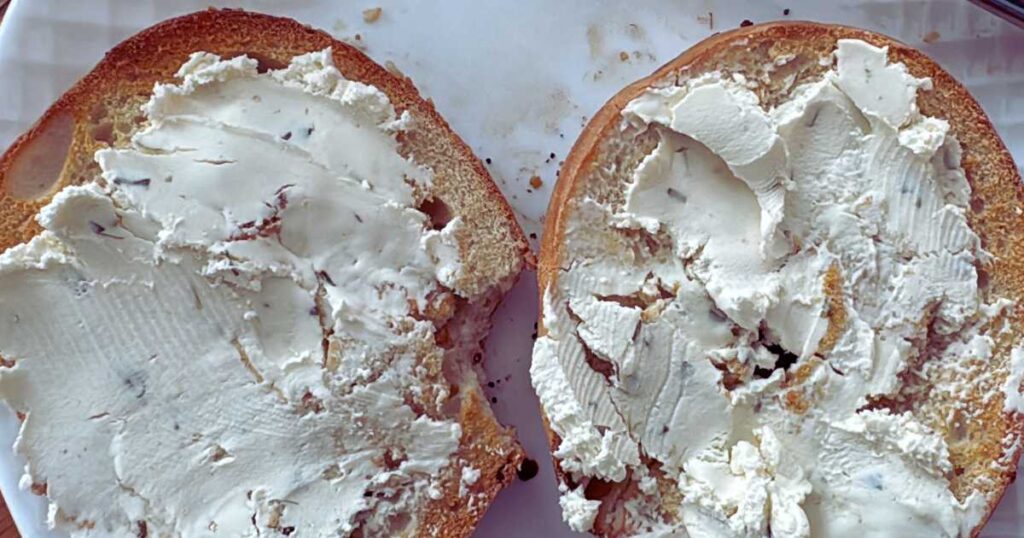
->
xmin=533 ymin=39 xmax=1022 ymax=537
xmin=0 ymin=50 xmax=469 ymax=536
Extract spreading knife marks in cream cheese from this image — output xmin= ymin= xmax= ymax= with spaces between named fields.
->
xmin=0 ymin=50 xmax=468 ymax=537
xmin=533 ymin=39 xmax=1021 ymax=537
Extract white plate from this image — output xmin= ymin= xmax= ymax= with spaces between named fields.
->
xmin=0 ymin=0 xmax=1022 ymax=536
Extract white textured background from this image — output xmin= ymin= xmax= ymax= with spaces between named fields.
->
xmin=0 ymin=1 xmax=1022 ymax=536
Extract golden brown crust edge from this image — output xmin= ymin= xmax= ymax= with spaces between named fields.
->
xmin=0 ymin=9 xmax=526 ymax=537
xmin=538 ymin=21 xmax=1024 ymax=537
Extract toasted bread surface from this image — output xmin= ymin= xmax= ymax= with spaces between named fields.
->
xmin=0 ymin=9 xmax=529 ymax=537
xmin=538 ymin=21 xmax=1024 ymax=537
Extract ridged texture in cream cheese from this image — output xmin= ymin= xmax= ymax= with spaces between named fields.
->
xmin=533 ymin=39 xmax=1018 ymax=537
xmin=0 ymin=50 xmax=466 ymax=537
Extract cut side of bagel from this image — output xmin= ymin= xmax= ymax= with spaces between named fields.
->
xmin=534 ymin=21 xmax=1024 ymax=538
xmin=0 ymin=9 xmax=528 ymax=537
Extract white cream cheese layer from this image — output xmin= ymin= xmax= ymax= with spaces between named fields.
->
xmin=533 ymin=39 xmax=1018 ymax=537
xmin=0 ymin=50 xmax=466 ymax=537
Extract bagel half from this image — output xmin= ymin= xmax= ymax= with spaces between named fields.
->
xmin=534 ymin=21 xmax=1024 ymax=537
xmin=0 ymin=9 xmax=528 ymax=537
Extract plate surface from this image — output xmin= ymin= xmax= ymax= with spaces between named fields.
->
xmin=0 ymin=0 xmax=1022 ymax=536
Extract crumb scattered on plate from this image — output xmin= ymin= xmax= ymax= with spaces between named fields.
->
xmin=363 ymin=7 xmax=382 ymax=23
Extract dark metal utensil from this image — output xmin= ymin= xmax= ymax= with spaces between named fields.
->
xmin=970 ymin=0 xmax=1024 ymax=28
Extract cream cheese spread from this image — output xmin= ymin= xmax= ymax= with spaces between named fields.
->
xmin=559 ymin=484 xmax=602 ymax=533
xmin=533 ymin=39 xmax=1020 ymax=537
xmin=0 ymin=49 xmax=469 ymax=536
xmin=1004 ymin=347 xmax=1024 ymax=413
